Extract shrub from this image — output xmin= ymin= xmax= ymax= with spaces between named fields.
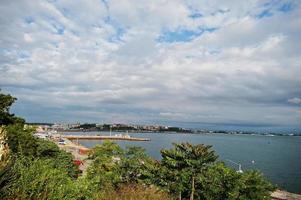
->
xmin=99 ymin=184 xmax=172 ymax=200
xmin=0 ymin=156 xmax=82 ymax=200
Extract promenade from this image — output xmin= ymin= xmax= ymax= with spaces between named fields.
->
xmin=62 ymin=135 xmax=151 ymax=141
xmin=56 ymin=137 xmax=91 ymax=174
xmin=52 ymin=134 xmax=150 ymax=174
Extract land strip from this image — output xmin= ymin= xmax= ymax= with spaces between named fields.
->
xmin=62 ymin=135 xmax=151 ymax=141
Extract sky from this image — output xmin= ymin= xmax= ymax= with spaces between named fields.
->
xmin=0 ymin=0 xmax=301 ymax=132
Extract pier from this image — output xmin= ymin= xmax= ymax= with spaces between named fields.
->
xmin=62 ymin=135 xmax=151 ymax=141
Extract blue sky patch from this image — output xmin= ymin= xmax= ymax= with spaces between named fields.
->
xmin=263 ymin=0 xmax=279 ymax=8
xmin=208 ymin=49 xmax=221 ymax=55
xmin=278 ymin=2 xmax=294 ymax=13
xmin=256 ymin=1 xmax=294 ymax=19
xmin=217 ymin=9 xmax=230 ymax=14
xmin=61 ymin=7 xmax=71 ymax=18
xmin=187 ymin=5 xmax=203 ymax=19
xmin=104 ymin=16 xmax=126 ymax=42
xmin=0 ymin=48 xmax=10 ymax=54
xmin=56 ymin=27 xmax=64 ymax=35
xmin=189 ymin=12 xmax=203 ymax=19
xmin=109 ymin=27 xmax=125 ymax=43
xmin=18 ymin=51 xmax=30 ymax=59
xmin=24 ymin=16 xmax=34 ymax=24
xmin=101 ymin=0 xmax=109 ymax=10
xmin=158 ymin=27 xmax=216 ymax=43
xmin=44 ymin=16 xmax=65 ymax=35
xmin=51 ymin=21 xmax=65 ymax=35
xmin=211 ymin=8 xmax=231 ymax=16
xmin=256 ymin=9 xmax=273 ymax=18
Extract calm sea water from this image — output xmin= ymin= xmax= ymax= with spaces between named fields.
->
xmin=64 ymin=132 xmax=301 ymax=194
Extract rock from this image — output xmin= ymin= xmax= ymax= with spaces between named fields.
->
xmin=271 ymin=190 xmax=301 ymax=200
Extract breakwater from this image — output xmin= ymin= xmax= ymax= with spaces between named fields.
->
xmin=62 ymin=135 xmax=151 ymax=141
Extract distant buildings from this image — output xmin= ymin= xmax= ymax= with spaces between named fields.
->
xmin=51 ymin=123 xmax=192 ymax=133
xmin=51 ymin=123 xmax=80 ymax=130
xmin=29 ymin=122 xmax=300 ymax=136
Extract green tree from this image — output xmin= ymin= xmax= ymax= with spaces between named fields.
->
xmin=88 ymin=140 xmax=124 ymax=161
xmin=161 ymin=143 xmax=218 ymax=200
xmin=0 ymin=156 xmax=85 ymax=200
xmin=86 ymin=141 xmax=124 ymax=190
xmin=119 ymin=146 xmax=153 ymax=184
xmin=36 ymin=139 xmax=60 ymax=157
xmin=198 ymin=162 xmax=241 ymax=200
xmin=153 ymin=163 xmax=189 ymax=200
xmin=238 ymin=170 xmax=275 ymax=200
xmin=159 ymin=143 xmax=275 ymax=200
xmin=5 ymin=124 xmax=38 ymax=157
xmin=87 ymin=141 xmax=156 ymax=193
xmin=0 ymin=90 xmax=25 ymax=125
xmin=36 ymin=139 xmax=78 ymax=178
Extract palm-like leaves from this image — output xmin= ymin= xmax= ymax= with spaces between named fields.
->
xmin=161 ymin=143 xmax=218 ymax=200
xmin=161 ymin=142 xmax=218 ymax=171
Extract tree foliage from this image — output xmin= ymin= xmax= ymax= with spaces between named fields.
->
xmin=36 ymin=139 xmax=78 ymax=177
xmin=119 ymin=146 xmax=153 ymax=184
xmin=0 ymin=156 xmax=91 ymax=200
xmin=1 ymin=139 xmax=276 ymax=200
xmin=5 ymin=124 xmax=38 ymax=156
xmin=0 ymin=90 xmax=25 ymax=125
xmin=238 ymin=170 xmax=275 ymax=200
xmin=198 ymin=162 xmax=242 ymax=200
xmin=161 ymin=143 xmax=218 ymax=200
xmin=86 ymin=141 xmax=153 ymax=191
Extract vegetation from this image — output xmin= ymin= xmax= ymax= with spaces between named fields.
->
xmin=160 ymin=143 xmax=218 ymax=200
xmin=0 ymin=90 xmax=276 ymax=199
xmin=100 ymin=184 xmax=172 ymax=200
xmin=0 ymin=90 xmax=25 ymax=125
xmin=0 ymin=156 xmax=80 ymax=200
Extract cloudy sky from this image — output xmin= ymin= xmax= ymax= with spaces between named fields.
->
xmin=1 ymin=0 xmax=301 ymax=131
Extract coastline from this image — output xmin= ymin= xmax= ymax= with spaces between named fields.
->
xmin=52 ymin=136 xmax=301 ymax=199
xmin=62 ymin=134 xmax=150 ymax=141
xmin=52 ymin=136 xmax=91 ymax=174
xmin=59 ymin=129 xmax=301 ymax=137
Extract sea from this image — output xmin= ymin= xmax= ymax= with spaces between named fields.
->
xmin=63 ymin=131 xmax=301 ymax=194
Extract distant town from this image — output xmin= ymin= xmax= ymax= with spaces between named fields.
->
xmin=28 ymin=122 xmax=301 ymax=136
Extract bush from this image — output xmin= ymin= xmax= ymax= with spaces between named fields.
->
xmin=5 ymin=124 xmax=38 ymax=157
xmin=36 ymin=139 xmax=78 ymax=178
xmin=198 ymin=162 xmax=242 ymax=200
xmin=238 ymin=170 xmax=276 ymax=200
xmin=99 ymin=184 xmax=172 ymax=200
xmin=0 ymin=156 xmax=83 ymax=200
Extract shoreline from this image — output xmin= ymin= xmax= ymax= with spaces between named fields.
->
xmin=52 ymin=136 xmax=92 ymax=174
xmin=51 ymin=135 xmax=301 ymax=199
xmin=271 ymin=190 xmax=301 ymax=200
xmin=62 ymin=135 xmax=150 ymax=141
xmin=60 ymin=129 xmax=301 ymax=137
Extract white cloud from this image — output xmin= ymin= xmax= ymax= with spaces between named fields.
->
xmin=0 ymin=0 xmax=301 ymax=129
xmin=288 ymin=97 xmax=301 ymax=104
